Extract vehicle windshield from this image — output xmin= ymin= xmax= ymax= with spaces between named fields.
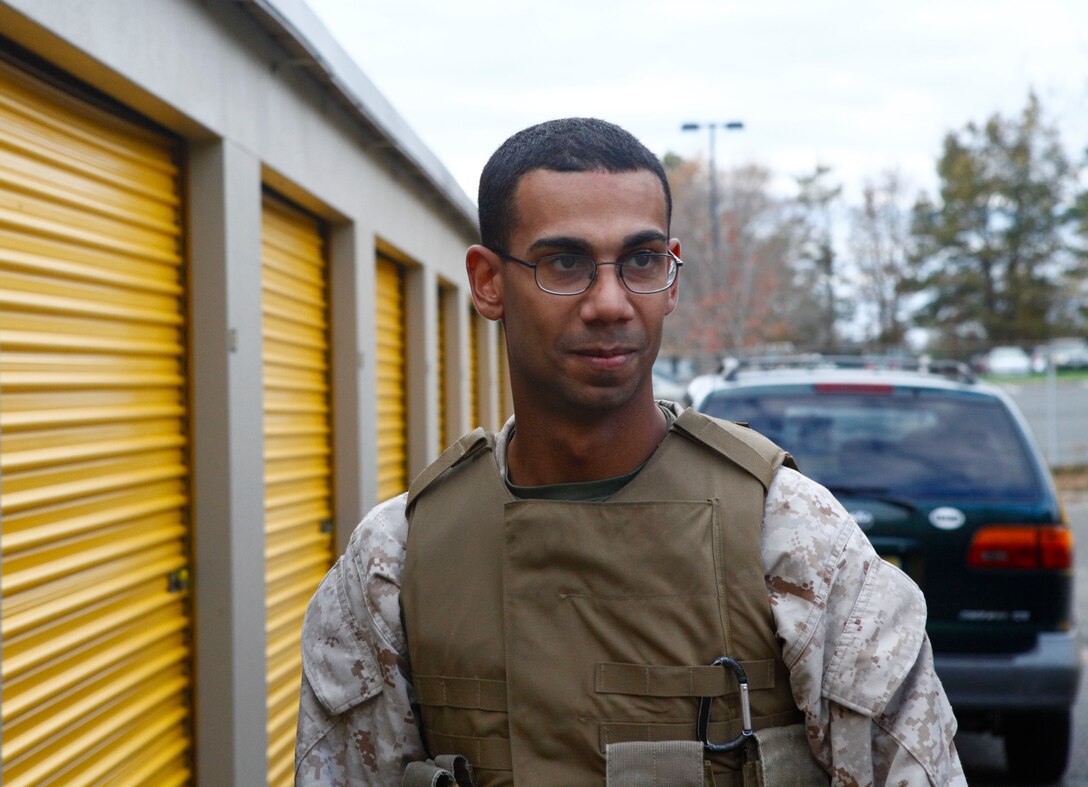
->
xmin=701 ymin=386 xmax=1042 ymax=502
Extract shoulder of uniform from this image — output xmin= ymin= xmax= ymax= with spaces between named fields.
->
xmin=672 ymin=407 xmax=798 ymax=489
xmin=406 ymin=427 xmax=493 ymax=509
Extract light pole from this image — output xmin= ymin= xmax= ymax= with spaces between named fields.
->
xmin=681 ymin=121 xmax=744 ymax=263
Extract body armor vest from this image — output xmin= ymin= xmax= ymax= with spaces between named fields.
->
xmin=402 ymin=409 xmax=802 ymax=786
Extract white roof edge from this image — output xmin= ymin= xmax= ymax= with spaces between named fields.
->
xmin=241 ymin=0 xmax=479 ymax=232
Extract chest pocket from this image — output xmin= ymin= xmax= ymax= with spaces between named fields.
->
xmin=502 ymin=500 xmax=740 ymax=780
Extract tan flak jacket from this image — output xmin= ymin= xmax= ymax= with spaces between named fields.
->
xmin=295 ymin=403 xmax=966 ymax=786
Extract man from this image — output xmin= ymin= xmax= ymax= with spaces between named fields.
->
xmin=296 ymin=118 xmax=965 ymax=786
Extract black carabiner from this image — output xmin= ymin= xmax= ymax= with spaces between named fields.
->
xmin=696 ymin=656 xmax=754 ymax=753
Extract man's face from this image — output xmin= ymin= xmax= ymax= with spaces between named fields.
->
xmin=498 ymin=168 xmax=679 ymax=418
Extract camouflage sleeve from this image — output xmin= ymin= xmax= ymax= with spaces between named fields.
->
xmin=762 ymin=467 xmax=967 ymax=786
xmin=295 ymin=494 xmax=425 ymax=786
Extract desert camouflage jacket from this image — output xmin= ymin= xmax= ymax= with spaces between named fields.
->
xmin=296 ymin=407 xmax=966 ymax=786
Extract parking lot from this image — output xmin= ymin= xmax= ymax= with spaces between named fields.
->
xmin=958 ymin=492 xmax=1088 ymax=785
xmin=998 ymin=376 xmax=1088 ymax=468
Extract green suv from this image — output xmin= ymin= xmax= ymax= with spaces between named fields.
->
xmin=693 ymin=358 xmax=1080 ymax=784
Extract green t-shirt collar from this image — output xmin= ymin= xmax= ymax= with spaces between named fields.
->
xmin=505 ymin=404 xmax=677 ymax=502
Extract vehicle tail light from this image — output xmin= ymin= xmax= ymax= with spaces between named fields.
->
xmin=1039 ymin=527 xmax=1074 ymax=569
xmin=967 ymin=526 xmax=1074 ymax=570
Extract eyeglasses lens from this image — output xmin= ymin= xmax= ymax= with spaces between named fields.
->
xmin=536 ymin=253 xmax=674 ymax=295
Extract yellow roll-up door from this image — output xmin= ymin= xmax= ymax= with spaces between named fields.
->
xmin=436 ymin=284 xmax=447 ymax=453
xmin=468 ymin=306 xmax=479 ymax=429
xmin=498 ymin=323 xmax=513 ymax=429
xmin=375 ymin=256 xmax=407 ymax=501
xmin=0 ymin=62 xmax=191 ymax=784
xmin=260 ymin=194 xmax=334 ymax=786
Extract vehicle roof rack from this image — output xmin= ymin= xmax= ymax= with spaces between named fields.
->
xmin=723 ymin=355 xmax=976 ymax=384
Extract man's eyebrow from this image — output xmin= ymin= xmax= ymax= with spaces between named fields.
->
xmin=527 ymin=236 xmax=591 ymax=254
xmin=526 ymin=230 xmax=668 ymax=255
xmin=621 ymin=230 xmax=668 ymax=248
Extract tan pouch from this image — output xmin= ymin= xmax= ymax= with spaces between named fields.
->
xmin=741 ymin=725 xmax=829 ymax=786
xmin=402 ymin=754 xmax=477 ymax=787
xmin=606 ymin=740 xmax=706 ymax=786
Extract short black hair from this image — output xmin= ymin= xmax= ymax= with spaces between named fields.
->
xmin=478 ymin=118 xmax=672 ymax=252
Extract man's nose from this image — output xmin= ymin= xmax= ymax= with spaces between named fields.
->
xmin=580 ymin=263 xmax=635 ymax=322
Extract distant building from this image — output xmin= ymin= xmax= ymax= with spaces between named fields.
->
xmin=0 ymin=2 xmax=507 ymax=783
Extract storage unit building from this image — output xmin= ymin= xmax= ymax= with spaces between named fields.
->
xmin=0 ymin=1 xmax=508 ymax=783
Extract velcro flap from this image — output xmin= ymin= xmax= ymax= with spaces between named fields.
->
xmin=300 ymin=562 xmax=384 ymax=714
xmin=824 ymin=558 xmax=927 ymax=715
xmin=414 ymin=675 xmax=508 ymax=711
xmin=595 ymin=661 xmax=775 ymax=697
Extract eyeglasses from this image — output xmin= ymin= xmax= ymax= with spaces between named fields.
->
xmin=495 ymin=249 xmax=683 ymax=296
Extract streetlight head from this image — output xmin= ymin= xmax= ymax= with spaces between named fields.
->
xmin=725 ymin=121 xmax=744 ymax=130
xmin=681 ymin=123 xmax=700 ymax=131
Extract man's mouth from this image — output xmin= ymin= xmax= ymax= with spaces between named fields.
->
xmin=573 ymin=346 xmax=637 ymax=371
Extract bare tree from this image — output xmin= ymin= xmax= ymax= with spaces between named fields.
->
xmin=662 ymin=155 xmax=815 ymax=360
xmin=794 ymin=165 xmax=844 ymax=351
xmin=719 ymin=165 xmax=807 ymax=349
xmin=848 ymin=170 xmax=912 ymax=346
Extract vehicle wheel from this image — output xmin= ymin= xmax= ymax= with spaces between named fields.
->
xmin=1003 ymin=710 xmax=1071 ymax=784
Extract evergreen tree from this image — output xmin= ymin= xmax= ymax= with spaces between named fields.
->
xmin=908 ymin=93 xmax=1079 ymax=344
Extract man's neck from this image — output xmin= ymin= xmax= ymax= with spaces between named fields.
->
xmin=505 ymin=399 xmax=668 ymax=486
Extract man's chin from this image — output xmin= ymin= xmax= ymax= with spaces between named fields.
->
xmin=563 ymin=380 xmax=650 ymax=415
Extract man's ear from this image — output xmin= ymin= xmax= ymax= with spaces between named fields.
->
xmin=664 ymin=238 xmax=681 ymax=316
xmin=466 ymin=244 xmax=504 ymax=321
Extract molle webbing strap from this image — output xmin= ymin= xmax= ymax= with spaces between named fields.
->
xmin=415 ymin=661 xmax=776 ymax=710
xmin=595 ymin=660 xmax=776 ymax=697
xmin=672 ymin=409 xmax=791 ymax=488
xmin=407 ymin=428 xmax=492 ymax=509
xmin=421 ymin=710 xmax=805 ymax=777
xmin=599 ymin=708 xmax=803 ymax=754
xmin=414 ymin=675 xmax=507 ymax=711
xmin=424 ymin=729 xmax=513 ymax=772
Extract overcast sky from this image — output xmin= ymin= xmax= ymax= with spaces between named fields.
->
xmin=304 ymin=0 xmax=1088 ymax=206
